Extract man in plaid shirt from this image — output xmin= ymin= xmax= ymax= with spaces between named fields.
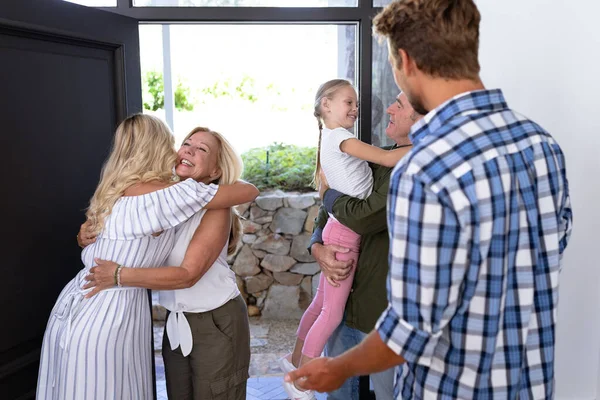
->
xmin=287 ymin=0 xmax=573 ymax=399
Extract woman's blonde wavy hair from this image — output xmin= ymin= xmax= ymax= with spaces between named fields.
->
xmin=86 ymin=114 xmax=177 ymax=234
xmin=181 ymin=127 xmax=243 ymax=255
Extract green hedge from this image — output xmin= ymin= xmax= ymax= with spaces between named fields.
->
xmin=241 ymin=143 xmax=317 ymax=192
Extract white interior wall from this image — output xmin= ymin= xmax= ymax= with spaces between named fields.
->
xmin=476 ymin=1 xmax=600 ymax=399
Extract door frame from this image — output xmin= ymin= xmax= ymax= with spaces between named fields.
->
xmin=102 ymin=0 xmax=379 ymax=145
xmin=100 ymin=1 xmax=382 ymax=398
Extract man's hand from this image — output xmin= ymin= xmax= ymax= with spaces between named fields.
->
xmin=285 ymin=357 xmax=349 ymax=393
xmin=311 ymin=243 xmax=354 ymax=287
xmin=286 ymin=331 xmax=406 ymax=393
xmin=77 ymin=220 xmax=97 ymax=248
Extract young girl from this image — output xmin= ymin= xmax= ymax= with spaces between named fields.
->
xmin=280 ymin=79 xmax=411 ymax=399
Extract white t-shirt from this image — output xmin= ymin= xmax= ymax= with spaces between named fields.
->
xmin=320 ymin=127 xmax=373 ymax=200
xmin=159 ymin=210 xmax=239 ymax=356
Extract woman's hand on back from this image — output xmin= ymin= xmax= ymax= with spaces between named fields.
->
xmin=77 ymin=220 xmax=97 ymax=248
xmin=83 ymin=258 xmax=119 ymax=298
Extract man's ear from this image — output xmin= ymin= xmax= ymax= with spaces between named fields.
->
xmin=397 ymin=48 xmax=417 ymax=77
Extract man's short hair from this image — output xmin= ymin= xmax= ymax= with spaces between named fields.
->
xmin=373 ymin=0 xmax=481 ymax=80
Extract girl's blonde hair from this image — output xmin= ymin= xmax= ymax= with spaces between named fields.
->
xmin=86 ymin=114 xmax=177 ymax=234
xmin=182 ymin=127 xmax=243 ymax=255
xmin=312 ymin=79 xmax=354 ymax=189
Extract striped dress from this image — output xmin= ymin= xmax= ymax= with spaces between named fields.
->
xmin=36 ymin=179 xmax=218 ymax=400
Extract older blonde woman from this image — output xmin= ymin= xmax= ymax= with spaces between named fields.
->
xmin=37 ymin=116 xmax=258 ymax=400
xmin=81 ymin=127 xmax=255 ymax=400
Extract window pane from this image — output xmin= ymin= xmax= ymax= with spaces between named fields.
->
xmin=140 ymin=24 xmax=356 ymax=191
xmin=63 ymin=0 xmax=116 ymax=6
xmin=371 ymin=35 xmax=398 ymax=147
xmin=373 ymin=0 xmax=392 ymax=6
xmin=136 ymin=0 xmax=356 ymax=6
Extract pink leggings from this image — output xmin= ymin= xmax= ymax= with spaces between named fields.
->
xmin=296 ymin=218 xmax=361 ymax=358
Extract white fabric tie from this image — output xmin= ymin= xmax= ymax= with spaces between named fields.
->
xmin=55 ymin=292 xmax=84 ymax=352
xmin=52 ymin=291 xmax=84 ymax=388
xmin=166 ymin=311 xmax=193 ymax=357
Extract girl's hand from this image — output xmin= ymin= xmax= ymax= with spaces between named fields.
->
xmin=83 ymin=258 xmax=119 ymax=298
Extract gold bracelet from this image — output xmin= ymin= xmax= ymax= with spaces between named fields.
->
xmin=113 ymin=265 xmax=120 ymax=286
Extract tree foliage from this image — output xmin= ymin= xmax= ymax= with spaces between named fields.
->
xmin=143 ymin=71 xmax=194 ymax=112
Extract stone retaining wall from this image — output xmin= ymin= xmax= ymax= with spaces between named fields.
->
xmin=231 ymin=191 xmax=321 ymax=319
xmin=152 ymin=191 xmax=321 ymax=322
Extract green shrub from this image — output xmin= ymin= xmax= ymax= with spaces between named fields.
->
xmin=241 ymin=143 xmax=317 ymax=192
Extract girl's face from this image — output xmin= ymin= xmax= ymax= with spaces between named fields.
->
xmin=322 ymin=85 xmax=358 ymax=130
xmin=175 ymin=131 xmax=221 ymax=184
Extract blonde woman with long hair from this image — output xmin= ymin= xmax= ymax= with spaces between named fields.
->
xmin=79 ymin=127 xmax=254 ymax=400
xmin=37 ymin=116 xmax=259 ymax=400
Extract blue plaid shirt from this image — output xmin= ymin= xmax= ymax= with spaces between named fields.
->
xmin=376 ymin=89 xmax=572 ymax=400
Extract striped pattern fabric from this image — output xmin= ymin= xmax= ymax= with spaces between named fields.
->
xmin=37 ymin=179 xmax=217 ymax=400
xmin=376 ymin=90 xmax=573 ymax=400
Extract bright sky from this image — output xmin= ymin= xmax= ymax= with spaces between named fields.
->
xmin=139 ymin=24 xmax=356 ymax=153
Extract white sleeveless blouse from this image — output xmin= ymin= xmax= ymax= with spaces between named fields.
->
xmin=159 ymin=210 xmax=239 ymax=357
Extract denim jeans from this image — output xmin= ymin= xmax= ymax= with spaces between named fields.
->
xmin=324 ymin=321 xmax=395 ymax=400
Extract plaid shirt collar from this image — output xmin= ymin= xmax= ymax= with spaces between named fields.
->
xmin=408 ymin=88 xmax=509 ymax=145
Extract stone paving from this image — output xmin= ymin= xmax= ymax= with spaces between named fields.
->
xmin=153 ymin=317 xmax=327 ymax=400
xmin=157 ymin=375 xmax=327 ymax=400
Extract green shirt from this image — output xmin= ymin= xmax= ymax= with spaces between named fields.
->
xmin=312 ymin=152 xmax=394 ymax=333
